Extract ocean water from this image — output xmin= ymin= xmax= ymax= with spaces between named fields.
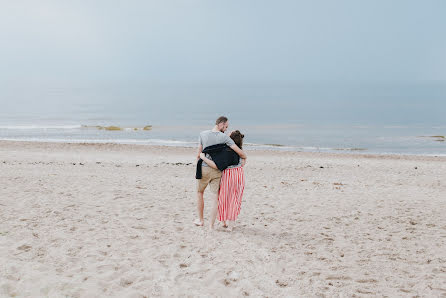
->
xmin=0 ymin=83 xmax=445 ymax=155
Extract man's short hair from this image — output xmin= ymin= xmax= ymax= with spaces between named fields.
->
xmin=215 ymin=116 xmax=228 ymax=125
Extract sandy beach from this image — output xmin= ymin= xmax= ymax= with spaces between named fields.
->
xmin=1 ymin=140 xmax=445 ymax=297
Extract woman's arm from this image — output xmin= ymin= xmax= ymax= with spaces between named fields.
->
xmin=199 ymin=153 xmax=218 ymax=169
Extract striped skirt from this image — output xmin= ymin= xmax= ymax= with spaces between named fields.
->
xmin=218 ymin=166 xmax=245 ymax=221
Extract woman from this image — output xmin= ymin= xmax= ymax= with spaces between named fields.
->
xmin=200 ymin=130 xmax=245 ymax=231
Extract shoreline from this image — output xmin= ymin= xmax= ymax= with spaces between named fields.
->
xmin=1 ymin=140 xmax=446 ymax=161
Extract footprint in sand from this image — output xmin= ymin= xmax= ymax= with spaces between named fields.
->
xmin=227 ymin=271 xmax=239 ymax=282
xmin=276 ymin=280 xmax=288 ymax=287
xmin=119 ymin=278 xmax=134 ymax=287
xmin=356 ymin=278 xmax=378 ymax=284
xmin=326 ymin=275 xmax=352 ymax=281
xmin=356 ymin=289 xmax=375 ymax=294
xmin=17 ymin=244 xmax=32 ymax=252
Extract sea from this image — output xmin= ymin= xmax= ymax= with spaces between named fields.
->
xmin=1 ymin=82 xmax=445 ymax=156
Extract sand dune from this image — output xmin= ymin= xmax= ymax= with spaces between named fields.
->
xmin=1 ymin=141 xmax=445 ymax=297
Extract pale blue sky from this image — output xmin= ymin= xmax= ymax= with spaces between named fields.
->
xmin=1 ymin=0 xmax=445 ymax=86
xmin=0 ymin=1 xmax=445 ymax=127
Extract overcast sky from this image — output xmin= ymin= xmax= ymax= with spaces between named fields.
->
xmin=1 ymin=0 xmax=445 ymax=87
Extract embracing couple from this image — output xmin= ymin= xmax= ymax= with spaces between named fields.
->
xmin=195 ymin=116 xmax=247 ymax=231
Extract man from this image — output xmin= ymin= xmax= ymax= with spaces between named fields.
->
xmin=195 ymin=116 xmax=247 ymax=230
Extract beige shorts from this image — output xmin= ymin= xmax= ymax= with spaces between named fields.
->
xmin=197 ymin=166 xmax=222 ymax=194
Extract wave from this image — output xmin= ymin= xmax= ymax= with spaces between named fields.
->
xmin=0 ymin=137 xmax=197 ymax=146
xmin=1 ymin=138 xmax=444 ymax=157
xmin=245 ymin=143 xmax=367 ymax=152
xmin=81 ymin=125 xmax=152 ymax=131
xmin=0 ymin=138 xmax=312 ymax=151
xmin=0 ymin=125 xmax=82 ymax=129
xmin=0 ymin=124 xmax=153 ymax=131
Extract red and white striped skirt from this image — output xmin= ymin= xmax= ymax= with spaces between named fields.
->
xmin=218 ymin=166 xmax=245 ymax=221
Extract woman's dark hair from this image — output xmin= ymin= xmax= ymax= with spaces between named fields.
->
xmin=230 ymin=130 xmax=244 ymax=149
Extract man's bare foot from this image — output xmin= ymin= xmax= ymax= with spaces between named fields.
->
xmin=194 ymin=219 xmax=204 ymax=226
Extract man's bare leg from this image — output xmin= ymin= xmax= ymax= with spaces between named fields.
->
xmin=209 ymin=192 xmax=219 ymax=230
xmin=195 ymin=191 xmax=204 ymax=226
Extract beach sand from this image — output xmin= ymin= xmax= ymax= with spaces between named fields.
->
xmin=1 ymin=140 xmax=445 ymax=297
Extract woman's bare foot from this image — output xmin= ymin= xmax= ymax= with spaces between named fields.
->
xmin=222 ymin=221 xmax=228 ymax=228
xmin=194 ymin=219 xmax=204 ymax=226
